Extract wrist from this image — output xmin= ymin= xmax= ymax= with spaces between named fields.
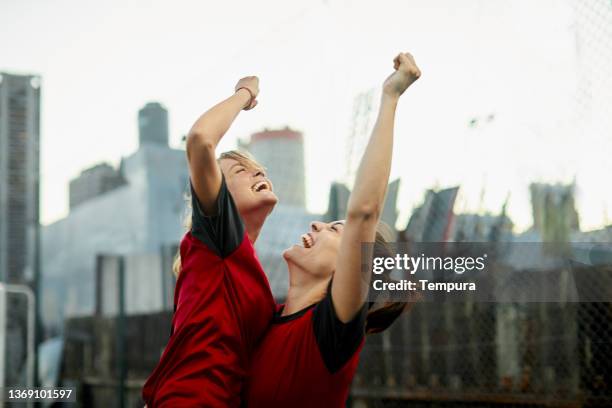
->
xmin=381 ymin=92 xmax=400 ymax=105
xmin=236 ymin=87 xmax=254 ymax=109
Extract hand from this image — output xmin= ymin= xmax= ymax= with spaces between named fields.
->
xmin=382 ymin=52 xmax=421 ymax=98
xmin=235 ymin=76 xmax=259 ymax=110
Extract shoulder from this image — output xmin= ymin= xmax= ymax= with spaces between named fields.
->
xmin=190 ymin=174 xmax=246 ymax=258
xmin=311 ymin=283 xmax=367 ymax=373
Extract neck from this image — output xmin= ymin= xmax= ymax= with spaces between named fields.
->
xmin=244 ymin=221 xmax=262 ymax=244
xmin=242 ymin=205 xmax=271 ymax=244
xmin=282 ymin=263 xmax=330 ymax=316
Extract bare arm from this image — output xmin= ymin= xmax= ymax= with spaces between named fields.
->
xmin=331 ymin=52 xmax=421 ymax=322
xmin=186 ymin=77 xmax=259 ymax=214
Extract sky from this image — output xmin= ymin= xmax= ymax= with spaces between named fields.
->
xmin=2 ymin=0 xmax=611 ymax=231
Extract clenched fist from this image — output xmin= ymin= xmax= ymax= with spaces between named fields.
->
xmin=235 ymin=76 xmax=259 ymax=110
xmin=383 ymin=52 xmax=421 ymax=98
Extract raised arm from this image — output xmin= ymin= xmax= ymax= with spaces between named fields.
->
xmin=331 ymin=52 xmax=421 ymax=322
xmin=186 ymin=77 xmax=259 ymax=214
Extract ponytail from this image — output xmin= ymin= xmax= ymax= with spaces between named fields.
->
xmin=172 ymin=205 xmax=191 ymax=278
xmin=366 ymin=301 xmax=409 ymax=334
xmin=365 ymin=223 xmax=418 ymax=334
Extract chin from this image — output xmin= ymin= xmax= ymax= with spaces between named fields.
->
xmin=261 ymin=191 xmax=278 ymax=206
xmin=282 ymin=245 xmax=301 ymax=261
xmin=244 ymin=194 xmax=278 ymax=216
xmin=253 ymin=191 xmax=277 ymax=206
xmin=282 ymin=248 xmax=291 ymax=261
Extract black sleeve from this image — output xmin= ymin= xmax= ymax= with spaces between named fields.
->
xmin=190 ymin=174 xmax=245 ymax=258
xmin=312 ymin=281 xmax=368 ymax=374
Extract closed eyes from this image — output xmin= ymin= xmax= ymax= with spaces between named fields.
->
xmin=330 ymin=223 xmax=343 ymax=232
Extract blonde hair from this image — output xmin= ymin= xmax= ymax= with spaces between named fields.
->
xmin=172 ymin=150 xmax=265 ymax=277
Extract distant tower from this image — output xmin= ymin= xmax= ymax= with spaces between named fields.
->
xmin=325 ymin=179 xmax=400 ymax=229
xmin=0 ymin=73 xmax=40 ymax=284
xmin=403 ymin=187 xmax=459 ymax=242
xmin=324 ymin=182 xmax=351 ymax=222
xmin=344 ymin=89 xmax=374 ymax=186
xmin=138 ymin=102 xmax=168 ymax=147
xmin=244 ymin=127 xmax=305 ymax=207
xmin=529 ymin=182 xmax=580 ymax=242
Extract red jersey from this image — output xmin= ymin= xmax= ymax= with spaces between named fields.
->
xmin=246 ymin=285 xmax=367 ymax=407
xmin=142 ymin=176 xmax=275 ymax=407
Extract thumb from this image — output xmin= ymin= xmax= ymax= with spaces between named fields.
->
xmin=245 ymin=99 xmax=258 ymax=110
xmin=393 ymin=54 xmax=401 ymax=70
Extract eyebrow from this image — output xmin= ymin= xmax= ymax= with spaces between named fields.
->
xmin=228 ymin=162 xmax=263 ymax=174
xmin=331 ymin=221 xmax=345 ymax=227
xmin=228 ymin=162 xmax=245 ymax=172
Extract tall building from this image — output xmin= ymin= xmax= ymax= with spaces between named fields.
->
xmin=0 ymin=72 xmax=40 ymax=284
xmin=243 ymin=127 xmax=305 ymax=207
xmin=42 ymin=142 xmax=189 ymax=331
xmin=403 ymin=187 xmax=459 ymax=242
xmin=138 ymin=102 xmax=169 ymax=147
xmin=69 ymin=163 xmax=126 ymax=209
xmin=529 ymin=182 xmax=580 ymax=242
xmin=324 ymin=182 xmax=352 ymax=222
xmin=325 ymin=179 xmax=401 ymax=229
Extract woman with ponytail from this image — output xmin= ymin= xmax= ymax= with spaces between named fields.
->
xmin=246 ymin=51 xmax=421 ymax=407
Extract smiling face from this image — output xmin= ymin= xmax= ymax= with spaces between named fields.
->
xmin=283 ymin=220 xmax=345 ymax=278
xmin=219 ymin=156 xmax=278 ymax=217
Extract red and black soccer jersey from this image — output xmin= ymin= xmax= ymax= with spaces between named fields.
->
xmin=142 ymin=176 xmax=275 ymax=408
xmin=246 ymin=283 xmax=368 ymax=408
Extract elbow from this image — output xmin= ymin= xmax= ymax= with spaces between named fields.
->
xmin=346 ymin=203 xmax=381 ymax=222
xmin=186 ymin=131 xmax=215 ymax=155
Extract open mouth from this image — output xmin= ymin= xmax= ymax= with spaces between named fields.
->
xmin=251 ymin=180 xmax=270 ymax=192
xmin=301 ymin=233 xmax=314 ymax=248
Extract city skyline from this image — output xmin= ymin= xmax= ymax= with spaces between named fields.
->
xmin=43 ymin=109 xmax=609 ymax=237
xmin=2 ymin=0 xmax=611 ymax=231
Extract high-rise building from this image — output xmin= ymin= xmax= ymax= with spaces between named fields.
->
xmin=0 ymin=72 xmax=40 ymax=284
xmin=138 ymin=102 xmax=169 ymax=147
xmin=69 ymin=163 xmax=126 ymax=209
xmin=324 ymin=182 xmax=352 ymax=222
xmin=325 ymin=179 xmax=400 ymax=229
xmin=529 ymin=182 xmax=580 ymax=242
xmin=403 ymin=187 xmax=459 ymax=242
xmin=243 ymin=127 xmax=305 ymax=207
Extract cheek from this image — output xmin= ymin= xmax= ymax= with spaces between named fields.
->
xmin=234 ymin=178 xmax=250 ymax=192
xmin=228 ymin=180 xmax=252 ymax=201
xmin=313 ymin=246 xmax=338 ymax=274
xmin=234 ymin=191 xmax=256 ymax=213
xmin=323 ymin=238 xmax=341 ymax=259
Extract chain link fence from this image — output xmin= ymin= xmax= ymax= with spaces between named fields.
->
xmin=353 ymin=283 xmax=612 ymax=407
